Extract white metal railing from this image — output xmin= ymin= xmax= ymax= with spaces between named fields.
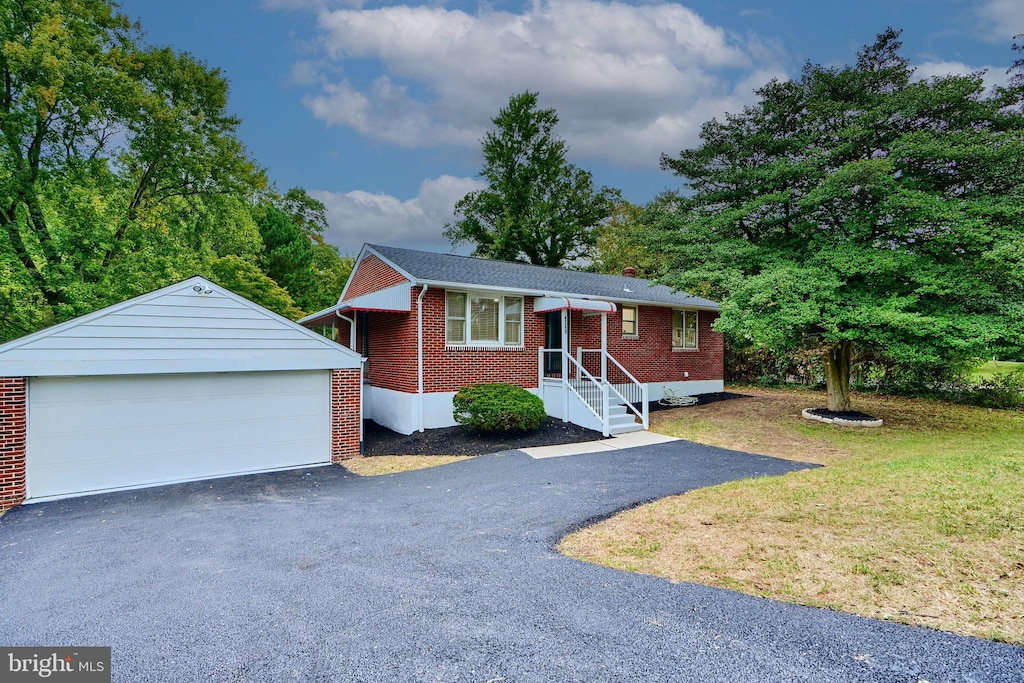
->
xmin=539 ymin=347 xmax=649 ymax=435
xmin=577 ymin=348 xmax=649 ymax=430
xmin=540 ymin=347 xmax=608 ymax=434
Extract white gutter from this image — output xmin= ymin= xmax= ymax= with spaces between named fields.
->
xmin=417 ymin=284 xmax=428 ymax=433
xmin=411 ymin=279 xmax=721 ymax=311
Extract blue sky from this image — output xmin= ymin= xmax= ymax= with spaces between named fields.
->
xmin=118 ymin=0 xmax=1022 ymax=254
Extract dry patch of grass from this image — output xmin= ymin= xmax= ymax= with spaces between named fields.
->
xmin=561 ymin=387 xmax=1024 ymax=644
xmin=340 ymin=455 xmax=472 ymax=476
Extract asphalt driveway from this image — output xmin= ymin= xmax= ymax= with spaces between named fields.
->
xmin=1 ymin=441 xmax=1021 ymax=682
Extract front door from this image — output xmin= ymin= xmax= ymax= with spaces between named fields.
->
xmin=544 ymin=311 xmax=562 ymax=375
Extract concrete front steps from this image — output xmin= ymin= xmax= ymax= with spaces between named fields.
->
xmin=608 ymin=402 xmax=644 ymax=435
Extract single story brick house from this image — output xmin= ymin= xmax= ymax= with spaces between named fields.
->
xmin=0 ymin=277 xmax=362 ymax=509
xmin=300 ymin=244 xmax=723 ymax=436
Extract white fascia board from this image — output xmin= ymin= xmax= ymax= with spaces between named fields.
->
xmin=415 ymin=279 xmax=721 ymax=312
xmin=362 ymin=245 xmax=416 ymax=282
xmin=337 ymin=244 xmax=416 ymax=305
xmin=298 ymin=304 xmax=342 ymax=326
xmin=4 ymin=357 xmax=355 ymax=377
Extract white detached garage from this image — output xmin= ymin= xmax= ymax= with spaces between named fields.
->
xmin=0 ymin=277 xmax=362 ymax=508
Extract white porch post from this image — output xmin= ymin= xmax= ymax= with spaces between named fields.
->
xmin=600 ymin=312 xmax=608 ymax=384
xmin=561 ymin=308 xmax=569 ymax=423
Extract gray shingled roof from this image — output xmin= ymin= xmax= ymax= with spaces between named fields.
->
xmin=368 ymin=244 xmax=719 ymax=310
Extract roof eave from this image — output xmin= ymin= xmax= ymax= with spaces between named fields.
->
xmin=297 ymin=305 xmax=341 ymax=326
xmin=412 ymin=278 xmax=719 ymax=311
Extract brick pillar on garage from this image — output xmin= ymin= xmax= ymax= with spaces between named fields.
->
xmin=0 ymin=377 xmax=27 ymax=510
xmin=330 ymin=369 xmax=361 ymax=462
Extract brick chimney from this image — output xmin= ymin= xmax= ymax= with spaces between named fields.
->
xmin=622 ymin=266 xmax=637 ymax=278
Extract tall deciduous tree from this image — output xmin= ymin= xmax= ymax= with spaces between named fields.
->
xmin=445 ymin=92 xmax=620 ymax=267
xmin=657 ymin=29 xmax=1024 ymax=411
xmin=0 ymin=0 xmax=266 ymax=340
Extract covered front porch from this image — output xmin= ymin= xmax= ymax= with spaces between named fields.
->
xmin=534 ymin=297 xmax=648 ymax=436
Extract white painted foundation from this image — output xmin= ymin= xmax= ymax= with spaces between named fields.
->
xmin=368 ymin=380 xmax=723 ymax=435
xmin=367 ymin=386 xmax=546 ymax=435
xmin=648 ymin=380 xmax=724 ymax=401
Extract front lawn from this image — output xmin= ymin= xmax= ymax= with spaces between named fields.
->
xmin=560 ymin=387 xmax=1024 ymax=644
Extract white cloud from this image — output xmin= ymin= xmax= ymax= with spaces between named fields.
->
xmin=312 ymin=175 xmax=486 ymax=254
xmin=974 ymin=0 xmax=1024 ymax=44
xmin=262 ymin=0 xmax=363 ymax=10
xmin=299 ymin=0 xmax=786 ymax=166
xmin=288 ymin=60 xmax=321 ymax=86
xmin=913 ymin=60 xmax=1009 ymax=93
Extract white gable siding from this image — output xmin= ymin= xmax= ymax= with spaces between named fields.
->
xmin=0 ymin=278 xmax=360 ymax=377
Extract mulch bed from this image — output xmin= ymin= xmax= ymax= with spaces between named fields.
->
xmin=363 ymin=392 xmax=750 ymax=456
xmin=647 ymin=391 xmax=750 ymax=412
xmin=362 ymin=418 xmax=605 ymax=457
xmin=803 ymin=408 xmax=880 ymax=422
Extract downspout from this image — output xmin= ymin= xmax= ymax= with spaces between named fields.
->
xmin=561 ymin=308 xmax=569 ymax=423
xmin=359 ymin=356 xmax=366 ymax=453
xmin=417 ymin=284 xmax=428 ymax=433
xmin=336 ymin=311 xmax=356 ymax=351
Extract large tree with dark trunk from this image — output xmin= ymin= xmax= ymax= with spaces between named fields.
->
xmin=656 ymin=29 xmax=1024 ymax=411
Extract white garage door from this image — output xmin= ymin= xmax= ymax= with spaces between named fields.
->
xmin=27 ymin=371 xmax=332 ymax=501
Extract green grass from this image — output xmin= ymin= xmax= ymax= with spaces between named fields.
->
xmin=970 ymin=360 xmax=1024 ymax=381
xmin=561 ymin=388 xmax=1024 ymax=644
xmin=340 ymin=455 xmax=472 ymax=476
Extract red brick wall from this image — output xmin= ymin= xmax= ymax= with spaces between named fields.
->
xmin=359 ymin=291 xmax=723 ymax=396
xmin=361 ymin=287 xmax=545 ymax=393
xmin=333 ymin=317 xmax=354 ymax=350
xmin=343 ymin=255 xmax=408 ymax=302
xmin=0 ymin=377 xmax=27 ymax=510
xmin=421 ymin=288 xmax=544 ymax=392
xmin=570 ymin=306 xmax=723 ymax=384
xmin=363 ymin=307 xmax=419 ymax=392
xmin=330 ymin=369 xmax=361 ymax=461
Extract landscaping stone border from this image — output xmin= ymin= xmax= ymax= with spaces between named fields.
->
xmin=801 ymin=407 xmax=884 ymax=428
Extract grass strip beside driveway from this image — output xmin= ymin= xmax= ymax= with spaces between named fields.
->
xmin=560 ymin=387 xmax=1024 ymax=645
xmin=340 ymin=455 xmax=472 ymax=476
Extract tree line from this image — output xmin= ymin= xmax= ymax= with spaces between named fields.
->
xmin=0 ymin=0 xmax=352 ymax=343
xmin=3 ymin=3 xmax=1022 ymax=412
xmin=448 ymin=30 xmax=1024 ymax=410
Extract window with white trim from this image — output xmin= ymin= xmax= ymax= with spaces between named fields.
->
xmin=446 ymin=291 xmax=524 ymax=346
xmin=621 ymin=305 xmax=638 ymax=337
xmin=446 ymin=292 xmax=467 ymax=344
xmin=504 ymin=297 xmax=523 ymax=345
xmin=673 ymin=310 xmax=698 ymax=349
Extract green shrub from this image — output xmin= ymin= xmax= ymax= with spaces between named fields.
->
xmin=943 ymin=369 xmax=1024 ymax=410
xmin=452 ymin=383 xmax=546 ymax=432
